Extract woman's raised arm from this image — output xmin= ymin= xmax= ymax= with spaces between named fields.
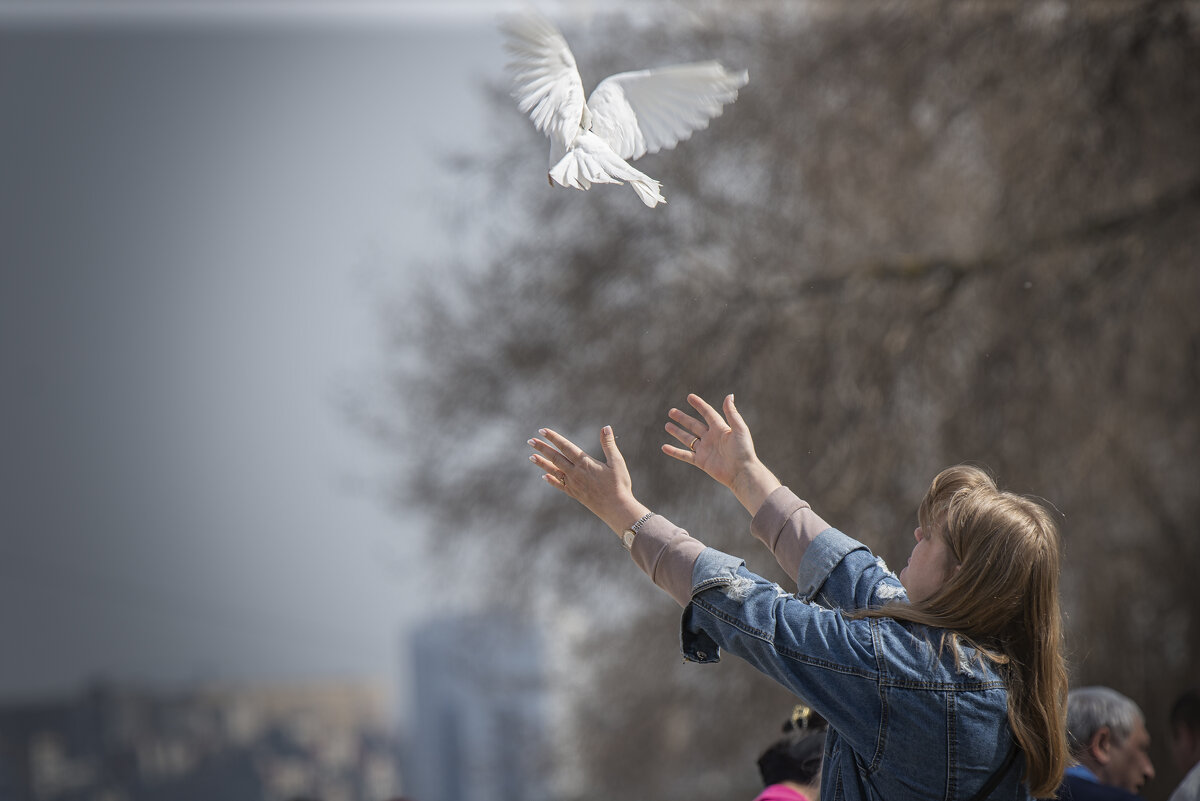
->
xmin=528 ymin=394 xmax=831 ymax=595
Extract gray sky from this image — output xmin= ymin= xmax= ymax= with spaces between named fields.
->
xmin=0 ymin=1 xmax=518 ymax=710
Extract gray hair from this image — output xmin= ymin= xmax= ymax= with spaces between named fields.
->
xmin=1066 ymin=686 xmax=1144 ymax=757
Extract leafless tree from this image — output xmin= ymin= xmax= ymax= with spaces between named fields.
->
xmin=374 ymin=2 xmax=1200 ymax=798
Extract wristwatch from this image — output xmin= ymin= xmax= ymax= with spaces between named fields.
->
xmin=621 ymin=512 xmax=654 ymax=551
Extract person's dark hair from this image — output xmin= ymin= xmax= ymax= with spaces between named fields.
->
xmin=1170 ymin=688 xmax=1200 ymax=736
xmin=757 ymin=704 xmax=828 ymax=786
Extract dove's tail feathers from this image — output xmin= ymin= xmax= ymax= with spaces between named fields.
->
xmin=549 ymin=136 xmax=665 ymax=208
xmin=629 ymin=178 xmax=666 ymax=208
xmin=549 ymin=149 xmax=619 ymax=191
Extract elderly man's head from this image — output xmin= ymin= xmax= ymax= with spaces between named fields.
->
xmin=1066 ymin=686 xmax=1155 ymax=794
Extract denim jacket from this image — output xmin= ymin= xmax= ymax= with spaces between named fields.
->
xmin=630 ymin=489 xmax=1028 ymax=801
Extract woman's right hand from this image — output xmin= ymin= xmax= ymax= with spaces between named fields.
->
xmin=663 ymin=393 xmax=782 ymax=515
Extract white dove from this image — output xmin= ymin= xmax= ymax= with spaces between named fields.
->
xmin=501 ymin=11 xmax=748 ymax=208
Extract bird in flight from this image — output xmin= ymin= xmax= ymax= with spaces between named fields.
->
xmin=501 ymin=11 xmax=748 ymax=208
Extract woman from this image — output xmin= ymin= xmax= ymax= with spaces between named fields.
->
xmin=528 ymin=393 xmax=1069 ymax=800
xmin=755 ymin=704 xmax=828 ymax=801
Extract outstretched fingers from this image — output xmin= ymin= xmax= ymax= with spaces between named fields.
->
xmin=667 ymin=405 xmax=706 ymax=436
xmin=528 ymin=449 xmax=568 ymax=491
xmin=663 ymin=410 xmax=705 ymax=465
xmin=538 ymin=428 xmax=586 ymax=464
xmin=687 ymin=393 xmax=731 ymax=433
xmin=661 ymin=440 xmax=696 ymax=464
xmin=528 ymin=428 xmax=581 ymax=491
xmin=664 ymin=420 xmax=697 ymax=447
xmin=722 ymin=394 xmax=747 ymax=433
xmin=663 ymin=393 xmax=749 ymax=484
xmin=529 ymin=426 xmax=627 ymax=493
xmin=663 ymin=393 xmax=734 ymax=456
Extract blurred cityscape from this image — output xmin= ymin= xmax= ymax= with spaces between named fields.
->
xmin=0 ymin=614 xmax=551 ymax=801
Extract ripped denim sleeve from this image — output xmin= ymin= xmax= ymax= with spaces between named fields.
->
xmin=680 ymin=548 xmax=769 ymax=664
xmin=680 ymin=548 xmax=852 ymax=664
xmin=677 ymin=551 xmax=886 ymax=762
xmin=796 ymin=529 xmax=908 ymax=611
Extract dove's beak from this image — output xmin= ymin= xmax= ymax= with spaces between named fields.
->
xmin=547 ymin=173 xmax=553 ymax=187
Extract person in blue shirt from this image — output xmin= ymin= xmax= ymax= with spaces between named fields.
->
xmin=1056 ymin=686 xmax=1156 ymax=801
xmin=529 ymin=392 xmax=1071 ymax=799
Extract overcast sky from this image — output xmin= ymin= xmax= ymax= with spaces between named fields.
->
xmin=0 ymin=1 xmax=529 ymax=713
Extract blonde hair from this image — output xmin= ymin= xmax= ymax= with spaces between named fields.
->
xmin=858 ymin=465 xmax=1069 ymax=798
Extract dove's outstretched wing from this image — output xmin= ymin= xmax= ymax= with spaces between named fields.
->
xmin=501 ymin=12 xmax=588 ymax=149
xmin=586 ymin=62 xmax=749 ymax=162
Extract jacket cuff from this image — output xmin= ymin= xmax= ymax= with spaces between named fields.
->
xmin=629 ymin=515 xmax=706 ymax=607
xmin=750 ymin=485 xmax=810 ymax=547
xmin=750 ymin=485 xmax=835 ymax=583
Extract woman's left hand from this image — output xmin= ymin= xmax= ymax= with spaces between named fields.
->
xmin=528 ymin=425 xmax=650 ymax=535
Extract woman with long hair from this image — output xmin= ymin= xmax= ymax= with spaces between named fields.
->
xmin=528 ymin=392 xmax=1069 ymax=800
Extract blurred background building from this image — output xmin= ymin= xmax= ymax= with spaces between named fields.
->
xmin=403 ymin=613 xmax=552 ymax=801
